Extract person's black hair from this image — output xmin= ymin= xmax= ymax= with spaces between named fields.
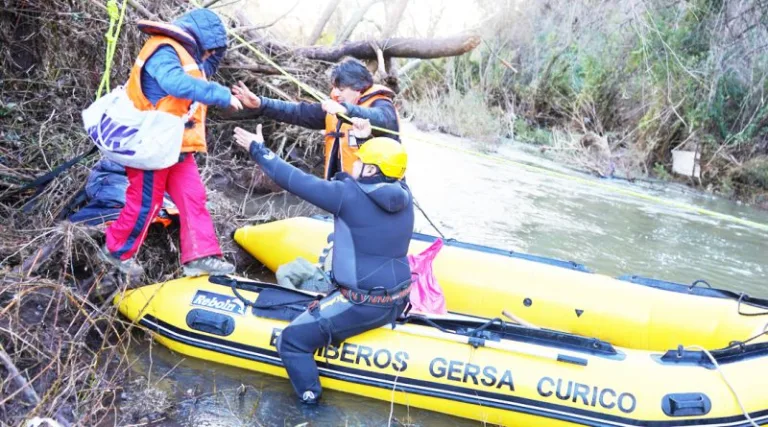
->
xmin=330 ymin=57 xmax=373 ymax=92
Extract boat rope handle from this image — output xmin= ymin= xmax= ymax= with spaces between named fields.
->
xmin=685 ymin=345 xmax=759 ymax=427
xmin=189 ymin=0 xmax=768 ymax=234
xmin=689 ymin=279 xmax=712 ymax=290
xmin=737 ymin=293 xmax=768 ymax=317
xmin=96 ymin=0 xmax=129 ymax=99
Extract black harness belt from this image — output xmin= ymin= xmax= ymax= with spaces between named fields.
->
xmin=337 ymin=280 xmax=412 ymax=306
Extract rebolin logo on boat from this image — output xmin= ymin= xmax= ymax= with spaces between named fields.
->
xmin=191 ymin=290 xmax=245 ymax=315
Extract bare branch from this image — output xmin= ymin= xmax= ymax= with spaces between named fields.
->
xmin=219 ymin=63 xmax=302 ymax=75
xmin=397 ymin=58 xmax=422 ymax=76
xmin=126 ymin=0 xmax=156 ymax=20
xmin=381 ymin=0 xmax=409 ymax=40
xmin=231 ymin=1 xmax=300 ymax=32
xmin=0 ymin=344 xmax=41 ymax=405
xmin=334 ymin=0 xmax=383 ymax=45
xmin=307 ymin=0 xmax=342 ymax=45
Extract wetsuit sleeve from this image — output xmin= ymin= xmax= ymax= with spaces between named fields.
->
xmin=255 ymin=97 xmax=327 ymax=130
xmin=144 ymin=46 xmax=231 ymax=108
xmin=341 ymin=99 xmax=398 ymax=133
xmin=249 ymin=142 xmax=345 ymax=214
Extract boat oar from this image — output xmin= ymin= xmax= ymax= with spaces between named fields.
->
xmin=228 ymin=277 xmax=582 ymax=364
xmin=388 ymin=322 xmax=588 ymax=366
xmin=502 ymin=309 xmax=541 ymax=329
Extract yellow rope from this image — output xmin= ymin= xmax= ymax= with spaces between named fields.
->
xmin=96 ymin=0 xmax=129 ymax=99
xmin=191 ymin=0 xmax=768 ymax=233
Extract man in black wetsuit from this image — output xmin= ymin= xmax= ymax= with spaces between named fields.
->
xmin=233 ymin=123 xmax=414 ymax=405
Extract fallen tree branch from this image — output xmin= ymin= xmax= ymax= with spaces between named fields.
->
xmin=233 ymin=10 xmax=478 ymax=63
xmin=12 ymin=235 xmax=64 ymax=278
xmin=0 ymin=344 xmax=41 ymax=405
xmin=295 ymin=34 xmax=481 ymax=61
xmin=219 ymin=63 xmax=302 ymax=75
xmin=88 ymin=0 xmax=108 ymax=13
xmin=231 ymin=53 xmax=298 ymax=102
xmin=126 ymin=0 xmax=156 ymax=20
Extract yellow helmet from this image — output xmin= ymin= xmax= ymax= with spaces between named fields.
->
xmin=355 ymin=137 xmax=407 ymax=179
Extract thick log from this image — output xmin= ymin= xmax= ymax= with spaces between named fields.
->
xmin=295 ymin=34 xmax=481 ymax=61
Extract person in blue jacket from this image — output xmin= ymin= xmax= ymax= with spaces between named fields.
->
xmin=233 ymin=122 xmax=414 ymax=405
xmin=100 ymin=9 xmax=241 ymax=277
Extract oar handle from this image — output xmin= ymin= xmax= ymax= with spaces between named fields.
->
xmin=502 ymin=309 xmax=540 ymax=329
xmin=390 ymin=323 xmax=588 ymax=366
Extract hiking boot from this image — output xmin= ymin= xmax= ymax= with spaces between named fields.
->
xmin=99 ymin=245 xmax=144 ymax=276
xmin=300 ymin=390 xmax=319 ymax=405
xmin=183 ymin=256 xmax=236 ymax=277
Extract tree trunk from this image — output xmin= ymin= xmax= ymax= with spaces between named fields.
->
xmin=381 ymin=0 xmax=409 ymax=39
xmin=295 ymin=34 xmax=481 ymax=61
xmin=306 ymin=0 xmax=341 ymax=45
xmin=334 ymin=0 xmax=382 ymax=45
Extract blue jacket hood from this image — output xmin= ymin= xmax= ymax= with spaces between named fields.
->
xmin=357 ymin=180 xmax=411 ymax=213
xmin=172 ymin=9 xmax=227 ymax=57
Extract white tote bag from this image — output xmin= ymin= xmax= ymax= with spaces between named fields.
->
xmin=82 ymin=85 xmax=198 ymax=170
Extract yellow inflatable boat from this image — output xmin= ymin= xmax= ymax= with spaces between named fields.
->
xmin=233 ymin=216 xmax=768 ymax=352
xmin=115 ymin=275 xmax=768 ymax=426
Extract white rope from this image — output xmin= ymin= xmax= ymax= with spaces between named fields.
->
xmin=685 ymin=345 xmax=759 ymax=427
xmin=387 ymin=330 xmax=406 ymax=427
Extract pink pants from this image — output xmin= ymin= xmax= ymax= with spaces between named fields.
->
xmin=106 ymin=153 xmax=222 ymax=264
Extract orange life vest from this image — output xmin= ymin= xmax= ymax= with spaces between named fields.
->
xmin=323 ymin=85 xmax=399 ymax=179
xmin=125 ymin=33 xmax=208 ymax=154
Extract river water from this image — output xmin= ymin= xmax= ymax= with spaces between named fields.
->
xmin=124 ymin=123 xmax=768 ymax=426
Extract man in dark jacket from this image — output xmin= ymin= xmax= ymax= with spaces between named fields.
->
xmin=232 ymin=58 xmax=400 ymax=179
xmin=233 ymin=123 xmax=414 ymax=405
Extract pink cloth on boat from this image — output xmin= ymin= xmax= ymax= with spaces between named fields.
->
xmin=408 ymin=238 xmax=447 ymax=314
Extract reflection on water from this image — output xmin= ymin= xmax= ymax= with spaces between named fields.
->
xmin=404 ymin=123 xmax=768 ymax=296
xmin=126 ymin=337 xmax=478 ymax=427
xmin=126 ymin=123 xmax=768 ymax=426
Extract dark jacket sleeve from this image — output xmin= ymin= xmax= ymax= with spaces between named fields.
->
xmin=249 ymin=142 xmax=345 ymax=214
xmin=342 ymin=99 xmax=399 ymax=135
xmin=144 ymin=46 xmax=231 ymax=108
xmin=256 ymin=97 xmax=327 ymax=130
